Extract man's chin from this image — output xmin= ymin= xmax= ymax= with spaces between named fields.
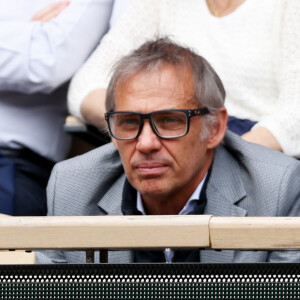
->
xmin=129 ymin=174 xmax=173 ymax=196
xmin=137 ymin=182 xmax=169 ymax=198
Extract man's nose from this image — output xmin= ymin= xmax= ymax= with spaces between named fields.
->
xmin=136 ymin=120 xmax=162 ymax=153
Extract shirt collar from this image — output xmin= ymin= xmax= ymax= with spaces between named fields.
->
xmin=136 ymin=173 xmax=208 ymax=215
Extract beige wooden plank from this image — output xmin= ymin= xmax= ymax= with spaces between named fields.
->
xmin=0 ymin=215 xmax=211 ymax=250
xmin=210 ymin=217 xmax=300 ymax=249
xmin=0 ymin=251 xmax=35 ymax=264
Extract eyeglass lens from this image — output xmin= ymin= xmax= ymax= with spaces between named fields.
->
xmin=109 ymin=111 xmax=188 ymax=139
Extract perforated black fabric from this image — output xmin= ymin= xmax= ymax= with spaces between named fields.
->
xmin=1 ymin=263 xmax=300 ymax=299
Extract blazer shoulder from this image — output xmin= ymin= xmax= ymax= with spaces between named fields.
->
xmin=47 ymin=143 xmax=124 ymax=216
xmin=219 ymin=131 xmax=300 ymax=216
xmin=54 ymin=142 xmax=123 ymax=173
xmin=223 ymin=130 xmax=299 ymax=168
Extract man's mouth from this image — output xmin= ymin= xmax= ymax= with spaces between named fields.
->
xmin=134 ymin=162 xmax=169 ymax=177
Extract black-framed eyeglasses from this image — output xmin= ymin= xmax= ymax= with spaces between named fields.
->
xmin=105 ymin=108 xmax=210 ymax=140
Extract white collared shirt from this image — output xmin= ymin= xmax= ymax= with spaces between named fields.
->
xmin=0 ymin=0 xmax=113 ymax=161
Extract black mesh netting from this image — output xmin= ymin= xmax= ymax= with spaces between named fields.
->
xmin=1 ymin=263 xmax=300 ymax=299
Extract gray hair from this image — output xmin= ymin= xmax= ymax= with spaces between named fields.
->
xmin=106 ymin=37 xmax=226 ymax=139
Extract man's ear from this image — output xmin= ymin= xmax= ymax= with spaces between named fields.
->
xmin=112 ymin=138 xmax=119 ymax=150
xmin=207 ymin=107 xmax=228 ymax=149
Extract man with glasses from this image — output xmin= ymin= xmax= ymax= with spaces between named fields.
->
xmin=36 ymin=38 xmax=300 ymax=264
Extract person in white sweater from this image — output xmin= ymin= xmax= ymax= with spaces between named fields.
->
xmin=68 ymin=0 xmax=300 ymax=158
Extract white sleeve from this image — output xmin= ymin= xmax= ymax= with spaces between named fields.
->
xmin=109 ymin=0 xmax=131 ymax=27
xmin=256 ymin=0 xmax=300 ymax=157
xmin=67 ymin=0 xmax=161 ymax=119
xmin=0 ymin=0 xmax=113 ymax=94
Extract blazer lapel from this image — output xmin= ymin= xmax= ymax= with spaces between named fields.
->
xmin=97 ymin=173 xmax=126 ymax=215
xmin=97 ymin=173 xmax=133 ymax=263
xmin=201 ymin=145 xmax=247 ymax=263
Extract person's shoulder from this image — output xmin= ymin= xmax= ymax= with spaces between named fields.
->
xmin=222 ymin=130 xmax=298 ymax=169
xmin=53 ymin=142 xmax=123 ymax=174
xmin=220 ymin=131 xmax=300 ymax=218
xmin=46 ymin=142 xmax=124 ymax=216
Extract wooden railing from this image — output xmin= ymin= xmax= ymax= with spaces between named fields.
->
xmin=1 ymin=215 xmax=300 ymax=251
xmin=1 ymin=215 xmax=300 ymax=298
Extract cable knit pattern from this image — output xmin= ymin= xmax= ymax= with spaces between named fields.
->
xmin=68 ymin=0 xmax=300 ymax=157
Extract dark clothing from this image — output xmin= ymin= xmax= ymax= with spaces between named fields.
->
xmin=0 ymin=154 xmax=15 ymax=214
xmin=0 ymin=148 xmax=54 ymax=216
xmin=121 ymin=176 xmax=210 ymax=263
xmin=228 ymin=116 xmax=257 ymax=135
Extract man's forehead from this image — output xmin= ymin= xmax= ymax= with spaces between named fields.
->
xmin=114 ymin=64 xmax=195 ymax=106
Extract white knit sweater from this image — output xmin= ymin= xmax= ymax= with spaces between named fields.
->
xmin=68 ymin=0 xmax=300 ymax=157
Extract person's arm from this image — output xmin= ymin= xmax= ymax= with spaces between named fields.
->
xmin=242 ymin=0 xmax=300 ymax=157
xmin=109 ymin=0 xmax=131 ymax=27
xmin=80 ymin=89 xmax=107 ymax=128
xmin=67 ymin=0 xmax=160 ymax=125
xmin=0 ymin=0 xmax=113 ymax=94
xmin=30 ymin=0 xmax=70 ymax=23
xmin=242 ymin=127 xmax=282 ymax=152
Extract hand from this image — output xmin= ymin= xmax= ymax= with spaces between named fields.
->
xmin=30 ymin=0 xmax=70 ymax=23
xmin=242 ymin=127 xmax=282 ymax=152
